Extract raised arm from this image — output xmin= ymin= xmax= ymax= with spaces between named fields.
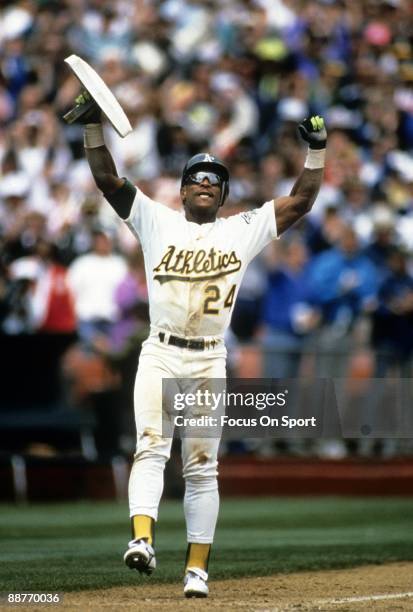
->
xmin=84 ymin=133 xmax=123 ymax=194
xmin=274 ymin=116 xmax=327 ymax=236
xmin=64 ymin=91 xmax=136 ymax=219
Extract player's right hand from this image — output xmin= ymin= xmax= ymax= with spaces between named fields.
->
xmin=298 ymin=116 xmax=327 ymax=150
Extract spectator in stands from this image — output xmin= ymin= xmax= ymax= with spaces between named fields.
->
xmin=3 ymin=210 xmax=48 ymax=265
xmin=371 ymin=246 xmax=413 ymax=377
xmin=364 ymin=206 xmax=398 ymax=283
xmin=111 ymin=248 xmax=149 ymax=354
xmin=1 ymin=260 xmax=34 ymax=335
xmin=361 ymin=246 xmax=413 ymax=458
xmin=7 ymin=238 xmax=76 ymax=335
xmin=308 ymin=227 xmax=380 ymax=459
xmin=3 ymin=239 xmax=77 ymax=409
xmin=67 ymin=228 xmax=127 ymax=347
xmin=261 ymin=236 xmax=319 ymax=379
xmin=306 ymin=205 xmax=346 ymax=256
xmin=309 ymin=225 xmax=378 ymax=377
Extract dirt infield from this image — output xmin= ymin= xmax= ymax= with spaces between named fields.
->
xmin=26 ymin=562 xmax=413 ymax=611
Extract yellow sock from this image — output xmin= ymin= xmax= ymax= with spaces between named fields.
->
xmin=185 ymin=543 xmax=211 ymax=572
xmin=131 ymin=515 xmax=154 ymax=546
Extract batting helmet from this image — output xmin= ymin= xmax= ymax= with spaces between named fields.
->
xmin=181 ymin=153 xmax=230 ymax=206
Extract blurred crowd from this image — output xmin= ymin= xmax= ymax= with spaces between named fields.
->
xmin=1 ymin=0 xmax=413 ymax=456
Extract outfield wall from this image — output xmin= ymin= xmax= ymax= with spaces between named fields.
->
xmin=1 ymin=456 xmax=413 ymax=502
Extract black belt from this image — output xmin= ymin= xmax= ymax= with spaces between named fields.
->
xmin=159 ymin=332 xmax=208 ymax=351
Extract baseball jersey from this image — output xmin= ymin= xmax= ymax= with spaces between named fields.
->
xmin=125 ymin=186 xmax=277 ymax=338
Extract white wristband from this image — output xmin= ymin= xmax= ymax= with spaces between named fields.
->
xmin=304 ymin=147 xmax=326 ymax=169
xmin=84 ymin=124 xmax=105 ymax=148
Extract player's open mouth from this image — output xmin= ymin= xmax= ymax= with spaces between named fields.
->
xmin=197 ymin=191 xmax=213 ymax=199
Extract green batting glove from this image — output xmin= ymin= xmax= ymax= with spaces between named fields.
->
xmin=63 ymin=90 xmax=102 ymax=125
xmin=298 ymin=115 xmax=327 ymax=150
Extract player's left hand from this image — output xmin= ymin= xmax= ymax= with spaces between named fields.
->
xmin=63 ymin=90 xmax=102 ymax=125
xmin=298 ymin=115 xmax=327 ymax=149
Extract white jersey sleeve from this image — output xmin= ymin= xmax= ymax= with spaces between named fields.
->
xmin=124 ymin=186 xmax=177 ymax=253
xmin=229 ymin=200 xmax=277 ymax=263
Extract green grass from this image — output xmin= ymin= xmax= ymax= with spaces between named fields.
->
xmin=1 ymin=498 xmax=413 ymax=592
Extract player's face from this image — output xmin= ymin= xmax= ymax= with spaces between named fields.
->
xmin=181 ymin=172 xmax=223 ymax=222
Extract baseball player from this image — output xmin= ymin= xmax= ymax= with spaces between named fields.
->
xmin=65 ymin=91 xmax=327 ymax=597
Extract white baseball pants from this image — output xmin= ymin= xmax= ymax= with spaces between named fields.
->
xmin=128 ymin=330 xmax=226 ymax=544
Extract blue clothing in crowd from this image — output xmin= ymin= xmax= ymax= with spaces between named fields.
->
xmin=308 ymin=248 xmax=378 ymax=325
xmin=372 ymin=271 xmax=413 ymax=357
xmin=262 ymin=267 xmax=314 ymax=336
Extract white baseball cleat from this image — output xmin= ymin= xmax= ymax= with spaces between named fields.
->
xmin=183 ymin=567 xmax=209 ymax=598
xmin=123 ymin=539 xmax=156 ymax=575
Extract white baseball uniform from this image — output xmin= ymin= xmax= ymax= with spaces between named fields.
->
xmin=125 ymin=185 xmax=277 ymax=543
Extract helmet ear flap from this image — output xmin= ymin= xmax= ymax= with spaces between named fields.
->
xmin=219 ymin=181 xmax=229 ymax=206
